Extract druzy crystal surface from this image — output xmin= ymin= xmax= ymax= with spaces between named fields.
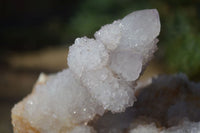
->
xmin=11 ymin=9 xmax=160 ymax=133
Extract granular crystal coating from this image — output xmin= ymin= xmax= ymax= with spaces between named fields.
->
xmin=68 ymin=37 xmax=109 ymax=77
xmin=19 ymin=70 xmax=104 ymax=133
xmin=11 ymin=9 xmax=161 ymax=133
xmin=82 ymin=68 xmax=136 ymax=112
xmin=95 ymin=20 xmax=121 ymax=51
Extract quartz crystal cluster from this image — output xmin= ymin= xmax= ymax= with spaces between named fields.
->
xmin=11 ymin=9 xmax=160 ymax=133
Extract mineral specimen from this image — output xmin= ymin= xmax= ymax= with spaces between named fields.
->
xmin=11 ymin=9 xmax=160 ymax=133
